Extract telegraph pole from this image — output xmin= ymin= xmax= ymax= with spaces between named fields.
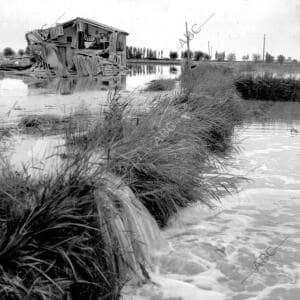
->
xmin=185 ymin=21 xmax=191 ymax=68
xmin=262 ymin=34 xmax=266 ymax=62
xmin=208 ymin=41 xmax=210 ymax=56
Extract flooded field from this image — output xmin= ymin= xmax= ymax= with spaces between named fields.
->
xmin=1 ymin=64 xmax=300 ymax=300
xmin=0 ymin=64 xmax=180 ymax=124
xmin=124 ymin=106 xmax=300 ymax=300
xmin=0 ymin=64 xmax=180 ymax=169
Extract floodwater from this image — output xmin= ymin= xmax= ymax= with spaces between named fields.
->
xmin=123 ymin=108 xmax=300 ymax=300
xmin=0 ymin=63 xmax=180 ymax=170
xmin=1 ymin=65 xmax=300 ymax=300
xmin=0 ymin=64 xmax=180 ymax=126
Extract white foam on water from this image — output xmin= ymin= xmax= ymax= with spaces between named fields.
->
xmin=123 ymin=120 xmax=300 ymax=299
xmin=123 ymin=272 xmax=226 ymax=300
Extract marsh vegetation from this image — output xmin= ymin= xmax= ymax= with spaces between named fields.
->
xmin=0 ymin=63 xmax=245 ymax=299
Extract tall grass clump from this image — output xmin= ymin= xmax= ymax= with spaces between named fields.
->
xmin=67 ymin=65 xmax=243 ymax=227
xmin=180 ymin=63 xmax=244 ymax=152
xmin=235 ymin=74 xmax=300 ymax=101
xmin=0 ymin=151 xmax=160 ymax=299
xmin=104 ymin=102 xmax=223 ymax=226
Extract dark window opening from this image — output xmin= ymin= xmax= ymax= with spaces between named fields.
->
xmin=67 ymin=36 xmax=72 ymax=43
xmin=78 ymin=32 xmax=85 ymax=49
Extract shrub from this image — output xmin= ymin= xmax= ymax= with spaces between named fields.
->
xmin=194 ymin=51 xmax=204 ymax=61
xmin=252 ymin=53 xmax=261 ymax=62
xmin=265 ymin=52 xmax=274 ymax=63
xmin=215 ymin=51 xmax=225 ymax=61
xmin=227 ymin=53 xmax=236 ymax=62
xmin=18 ymin=49 xmax=25 ymax=56
xmin=235 ymin=74 xmax=300 ymax=101
xmin=181 ymin=50 xmax=193 ymax=59
xmin=242 ymin=54 xmax=249 ymax=61
xmin=277 ymin=54 xmax=285 ymax=64
xmin=169 ymin=51 xmax=178 ymax=60
xmin=3 ymin=47 xmax=15 ymax=57
xmin=203 ymin=53 xmax=211 ymax=60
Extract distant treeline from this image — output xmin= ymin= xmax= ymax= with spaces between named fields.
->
xmin=126 ymin=47 xmax=164 ymax=59
xmin=170 ymin=50 xmax=211 ymax=61
xmin=0 ymin=47 xmax=30 ymax=57
xmin=125 ymin=47 xmax=298 ymax=63
xmin=126 ymin=47 xmax=212 ymax=61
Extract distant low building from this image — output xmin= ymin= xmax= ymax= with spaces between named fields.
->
xmin=26 ymin=17 xmax=129 ymax=76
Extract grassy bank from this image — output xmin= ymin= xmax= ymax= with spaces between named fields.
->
xmin=235 ymin=74 xmax=300 ymax=101
xmin=68 ymin=64 xmax=243 ymax=225
xmin=0 ymin=64 xmax=243 ymax=298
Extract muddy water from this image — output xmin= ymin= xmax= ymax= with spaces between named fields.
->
xmin=0 ymin=64 xmax=180 ymax=168
xmin=124 ymin=114 xmax=300 ymax=299
xmin=1 ymin=66 xmax=300 ymax=299
xmin=0 ymin=64 xmax=180 ymax=126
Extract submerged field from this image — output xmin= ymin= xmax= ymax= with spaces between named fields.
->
xmin=0 ymin=62 xmax=299 ymax=299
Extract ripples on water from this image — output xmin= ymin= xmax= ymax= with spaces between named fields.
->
xmin=123 ymin=115 xmax=300 ymax=299
xmin=1 ymin=66 xmax=300 ymax=299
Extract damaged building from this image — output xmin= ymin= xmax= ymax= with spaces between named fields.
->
xmin=26 ymin=17 xmax=128 ymax=77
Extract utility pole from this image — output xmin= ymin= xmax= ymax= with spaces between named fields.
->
xmin=208 ymin=41 xmax=210 ymax=56
xmin=185 ymin=21 xmax=191 ymax=69
xmin=262 ymin=34 xmax=266 ymax=62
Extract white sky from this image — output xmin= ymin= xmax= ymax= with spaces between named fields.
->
xmin=0 ymin=0 xmax=299 ymax=60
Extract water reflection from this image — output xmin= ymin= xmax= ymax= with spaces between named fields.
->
xmin=27 ymin=75 xmax=127 ymax=95
xmin=127 ymin=63 xmax=167 ymax=76
xmin=0 ymin=63 xmax=181 ymax=97
xmin=169 ymin=66 xmax=178 ymax=74
xmin=126 ymin=63 xmax=181 ymax=90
